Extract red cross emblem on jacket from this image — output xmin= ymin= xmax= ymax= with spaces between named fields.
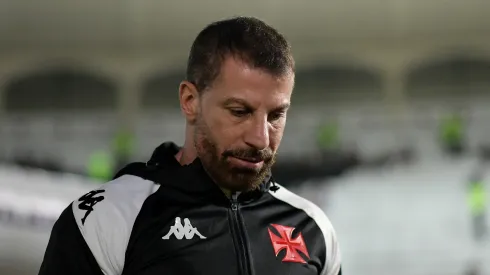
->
xmin=268 ymin=223 xmax=310 ymax=264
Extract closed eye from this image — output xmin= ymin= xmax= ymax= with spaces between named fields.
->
xmin=229 ymin=109 xmax=250 ymax=118
xmin=268 ymin=112 xmax=286 ymax=122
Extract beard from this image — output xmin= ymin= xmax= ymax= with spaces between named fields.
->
xmin=193 ymin=116 xmax=276 ymax=192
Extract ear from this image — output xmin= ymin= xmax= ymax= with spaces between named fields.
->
xmin=179 ymin=81 xmax=200 ymax=124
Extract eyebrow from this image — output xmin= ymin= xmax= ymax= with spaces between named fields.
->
xmin=272 ymin=103 xmax=290 ymax=112
xmin=223 ymin=97 xmax=290 ymax=112
xmin=223 ymin=97 xmax=251 ymax=108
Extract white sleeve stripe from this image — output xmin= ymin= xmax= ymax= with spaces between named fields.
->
xmin=269 ymin=183 xmax=341 ymax=275
xmin=72 ymin=175 xmax=160 ymax=275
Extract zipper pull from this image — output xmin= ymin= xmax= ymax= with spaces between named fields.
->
xmin=231 ymin=192 xmax=239 ymax=211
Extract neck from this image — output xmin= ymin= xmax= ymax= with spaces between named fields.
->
xmin=176 ymin=126 xmax=198 ymax=165
xmin=175 ymin=141 xmax=196 ymax=166
xmin=175 ymin=134 xmax=233 ymax=198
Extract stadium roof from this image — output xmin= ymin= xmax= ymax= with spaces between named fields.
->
xmin=0 ymin=0 xmax=489 ymax=52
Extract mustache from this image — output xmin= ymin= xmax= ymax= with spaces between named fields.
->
xmin=222 ymin=147 xmax=274 ymax=162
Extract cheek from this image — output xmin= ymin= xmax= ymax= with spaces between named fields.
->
xmin=220 ymin=126 xmax=245 ymax=151
xmin=206 ymin=112 xmax=243 ymax=150
xmin=268 ymin=124 xmax=285 ymax=150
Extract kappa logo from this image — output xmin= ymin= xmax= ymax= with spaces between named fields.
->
xmin=268 ymin=223 xmax=310 ymax=264
xmin=78 ymin=190 xmax=105 ymax=225
xmin=162 ymin=217 xmax=207 ymax=240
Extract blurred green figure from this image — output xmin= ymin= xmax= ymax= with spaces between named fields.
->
xmin=113 ymin=129 xmax=135 ymax=171
xmin=467 ymin=168 xmax=487 ymax=241
xmin=316 ymin=122 xmax=340 ymax=151
xmin=87 ymin=151 xmax=114 ymax=182
xmin=439 ymin=113 xmax=465 ymax=155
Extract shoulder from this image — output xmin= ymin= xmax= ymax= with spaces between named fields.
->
xmin=268 ymin=183 xmax=341 ymax=275
xmin=72 ymin=174 xmax=160 ymax=228
xmin=70 ymin=175 xmax=160 ymax=275
xmin=268 ymin=183 xmax=335 ymax=234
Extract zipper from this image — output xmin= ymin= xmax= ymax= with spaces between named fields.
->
xmin=230 ymin=193 xmax=252 ymax=275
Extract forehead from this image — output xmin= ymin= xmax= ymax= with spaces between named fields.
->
xmin=207 ymin=57 xmax=294 ymax=108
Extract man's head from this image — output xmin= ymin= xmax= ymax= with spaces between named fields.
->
xmin=179 ymin=16 xmax=295 ymax=192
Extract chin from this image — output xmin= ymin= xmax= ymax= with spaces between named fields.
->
xmin=219 ymin=176 xmax=256 ymax=192
xmin=234 ymin=177 xmax=264 ymax=192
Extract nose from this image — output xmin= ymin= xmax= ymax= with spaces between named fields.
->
xmin=244 ymin=116 xmax=269 ymax=150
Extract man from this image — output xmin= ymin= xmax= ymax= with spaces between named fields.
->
xmin=39 ymin=16 xmax=342 ymax=275
xmin=467 ymin=165 xmax=487 ymax=242
xmin=439 ymin=111 xmax=465 ymax=156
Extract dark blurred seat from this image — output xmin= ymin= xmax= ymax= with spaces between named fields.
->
xmin=272 ymin=149 xmax=360 ymax=187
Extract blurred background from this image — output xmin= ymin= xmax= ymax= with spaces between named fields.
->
xmin=1 ymin=0 xmax=490 ymax=274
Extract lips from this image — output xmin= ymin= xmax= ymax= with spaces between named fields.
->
xmin=228 ymin=156 xmax=264 ymax=170
xmin=233 ymin=156 xmax=263 ymax=163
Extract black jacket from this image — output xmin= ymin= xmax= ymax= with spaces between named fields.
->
xmin=39 ymin=142 xmax=342 ymax=275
